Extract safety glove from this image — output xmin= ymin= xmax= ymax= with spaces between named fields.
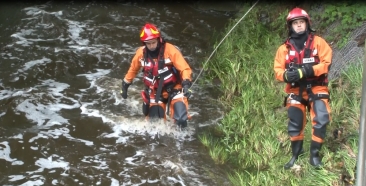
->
xmin=283 ymin=69 xmax=303 ymax=83
xmin=120 ymin=80 xmax=131 ymax=99
xmin=300 ymin=65 xmax=315 ymax=78
xmin=181 ymin=79 xmax=192 ymax=99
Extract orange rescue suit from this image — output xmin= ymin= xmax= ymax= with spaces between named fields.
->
xmin=124 ymin=42 xmax=192 ymax=120
xmin=273 ymin=34 xmax=332 ymax=143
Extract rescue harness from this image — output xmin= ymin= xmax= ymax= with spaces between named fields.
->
xmin=283 ymin=33 xmax=330 ymax=110
xmin=141 ymin=41 xmax=182 ymax=116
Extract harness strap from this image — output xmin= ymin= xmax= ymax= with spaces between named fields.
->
xmin=285 ymin=88 xmax=330 ymax=112
xmin=166 ymin=89 xmax=180 ymax=116
xmin=155 ymin=76 xmax=165 ymax=101
xmin=290 ymin=78 xmax=328 ymax=88
xmin=304 ymin=33 xmax=314 ymax=58
xmin=306 ymin=85 xmax=330 ymax=102
xmin=284 ymin=94 xmax=308 ymax=107
xmin=154 ymin=42 xmax=166 ymax=101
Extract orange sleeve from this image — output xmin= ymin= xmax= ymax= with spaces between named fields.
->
xmin=165 ymin=43 xmax=192 ymax=81
xmin=123 ymin=47 xmax=144 ymax=83
xmin=273 ymin=44 xmax=288 ymax=82
xmin=312 ymin=36 xmax=332 ymax=76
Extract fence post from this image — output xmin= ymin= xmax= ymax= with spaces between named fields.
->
xmin=356 ymin=41 xmax=366 ymax=186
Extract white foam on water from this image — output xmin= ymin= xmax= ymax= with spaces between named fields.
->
xmin=0 ymin=87 xmax=32 ymax=102
xmin=0 ymin=142 xmax=22 ymax=164
xmin=78 ymin=69 xmax=111 ymax=91
xmin=23 ymin=7 xmax=43 ymax=16
xmin=104 ymin=116 xmax=196 ymax=141
xmin=110 ymin=178 xmax=120 ymax=186
xmin=80 ymin=102 xmax=115 ymax=124
xmin=147 ymin=179 xmax=159 ymax=184
xmin=35 ymin=155 xmax=70 ymax=171
xmin=79 ymin=92 xmax=197 ymax=142
xmin=18 ymin=57 xmax=52 ymax=72
xmin=0 ymin=89 xmax=17 ymax=113
xmin=11 ymin=34 xmax=57 ymax=46
xmin=19 ymin=180 xmax=44 ymax=186
xmin=12 ymin=79 xmax=80 ymax=127
xmin=10 ymin=29 xmax=35 ymax=46
xmin=0 ymin=141 xmax=24 ymax=165
xmin=16 ymin=95 xmax=68 ymax=126
xmin=10 ymin=134 xmax=23 ymax=139
xmin=8 ymin=175 xmax=26 ymax=182
xmin=167 ymin=175 xmax=186 ymax=186
xmin=125 ymin=150 xmax=144 ymax=166
xmin=28 ymin=127 xmax=93 ymax=146
xmin=67 ymin=20 xmax=89 ymax=46
xmin=52 ymin=179 xmax=58 ymax=185
xmin=157 ymin=151 xmax=212 ymax=186
xmin=106 ymin=46 xmax=137 ymax=56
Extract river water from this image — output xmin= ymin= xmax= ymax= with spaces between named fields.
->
xmin=0 ymin=1 xmax=240 ymax=185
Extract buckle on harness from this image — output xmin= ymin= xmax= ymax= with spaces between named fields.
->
xmin=289 ymin=62 xmax=294 ymax=69
xmin=288 ymin=93 xmax=294 ymax=100
xmin=284 ymin=93 xmax=295 ymax=107
xmin=151 ymin=76 xmax=156 ymax=84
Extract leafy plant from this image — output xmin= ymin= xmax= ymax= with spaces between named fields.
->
xmin=311 ymin=2 xmax=366 ymax=48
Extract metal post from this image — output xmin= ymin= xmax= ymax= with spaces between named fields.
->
xmin=356 ymin=42 xmax=366 ymax=186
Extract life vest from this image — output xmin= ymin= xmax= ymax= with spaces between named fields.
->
xmin=140 ymin=42 xmax=178 ymax=92
xmin=284 ymin=33 xmax=328 ymax=88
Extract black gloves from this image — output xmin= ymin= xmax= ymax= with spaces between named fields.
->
xmin=181 ymin=79 xmax=192 ymax=98
xmin=120 ymin=80 xmax=131 ymax=99
xmin=301 ymin=65 xmax=315 ymax=78
xmin=283 ymin=69 xmax=302 ymax=83
xmin=283 ymin=65 xmax=314 ymax=83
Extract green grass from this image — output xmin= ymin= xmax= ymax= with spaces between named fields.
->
xmin=199 ymin=2 xmax=363 ymax=186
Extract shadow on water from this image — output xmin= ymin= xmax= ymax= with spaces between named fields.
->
xmin=0 ymin=1 xmax=242 ymax=185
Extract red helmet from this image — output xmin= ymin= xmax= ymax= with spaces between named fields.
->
xmin=139 ymin=23 xmax=161 ymax=42
xmin=286 ymin=8 xmax=311 ymax=25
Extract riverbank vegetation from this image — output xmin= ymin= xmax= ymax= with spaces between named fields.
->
xmin=199 ymin=2 xmax=366 ymax=185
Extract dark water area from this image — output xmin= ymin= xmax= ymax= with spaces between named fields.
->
xmin=0 ymin=1 xmax=242 ymax=185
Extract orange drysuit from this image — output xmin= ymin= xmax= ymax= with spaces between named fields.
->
xmin=274 ymin=34 xmax=332 ymax=143
xmin=124 ymin=42 xmax=192 ymax=123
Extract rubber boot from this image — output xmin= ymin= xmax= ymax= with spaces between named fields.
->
xmin=284 ymin=140 xmax=304 ymax=169
xmin=309 ymin=140 xmax=323 ymax=169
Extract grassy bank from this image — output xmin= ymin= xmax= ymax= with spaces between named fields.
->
xmin=199 ymin=2 xmax=365 ymax=186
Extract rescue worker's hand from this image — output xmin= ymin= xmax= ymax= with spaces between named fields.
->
xmin=283 ymin=69 xmax=303 ymax=83
xmin=120 ymin=80 xmax=131 ymax=99
xmin=182 ymin=79 xmax=192 ymax=98
xmin=300 ymin=65 xmax=315 ymax=78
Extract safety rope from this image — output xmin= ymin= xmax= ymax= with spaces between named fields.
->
xmin=191 ymin=0 xmax=260 ymax=87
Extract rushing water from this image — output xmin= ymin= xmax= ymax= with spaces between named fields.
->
xmin=0 ymin=1 xmax=240 ymax=185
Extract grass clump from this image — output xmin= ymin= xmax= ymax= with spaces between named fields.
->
xmin=199 ymin=2 xmax=363 ymax=185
